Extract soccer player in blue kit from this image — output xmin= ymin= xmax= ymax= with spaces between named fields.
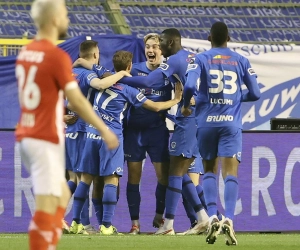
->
xmin=182 ymin=22 xmax=261 ymax=245
xmin=66 ymin=41 xmax=131 ymax=234
xmin=124 ymin=33 xmax=173 ymax=234
xmin=73 ymin=50 xmax=183 ymax=235
xmin=121 ymin=29 xmax=209 ymax=235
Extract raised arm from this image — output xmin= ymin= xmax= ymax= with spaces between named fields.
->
xmin=142 ymin=82 xmax=182 ymax=112
xmin=241 ymin=59 xmax=261 ymax=102
xmin=121 ymin=68 xmax=166 ymax=88
xmin=90 ymin=71 xmax=131 ymax=90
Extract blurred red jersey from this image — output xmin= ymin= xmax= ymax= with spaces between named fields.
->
xmin=15 ymin=39 xmax=77 ymax=144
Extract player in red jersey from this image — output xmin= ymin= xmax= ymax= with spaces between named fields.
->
xmin=15 ymin=1 xmax=118 ymax=249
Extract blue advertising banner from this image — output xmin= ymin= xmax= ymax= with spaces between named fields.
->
xmin=1 ymin=131 xmax=300 ymax=233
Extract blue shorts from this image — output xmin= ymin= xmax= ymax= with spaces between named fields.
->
xmin=124 ymin=124 xmax=169 ymax=162
xmin=169 ymin=117 xmax=198 ymax=158
xmin=188 ymin=153 xmax=203 ymax=174
xmin=197 ymin=127 xmax=242 ymax=161
xmin=78 ymin=133 xmax=124 ymax=177
xmin=65 ymin=132 xmax=86 ymax=173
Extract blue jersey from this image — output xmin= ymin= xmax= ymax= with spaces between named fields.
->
xmin=158 ymin=49 xmax=196 ymax=118
xmin=66 ymin=65 xmax=110 ymax=133
xmin=127 ymin=62 xmax=172 ymax=128
xmin=88 ymin=83 xmax=147 ymax=136
xmin=121 ymin=49 xmax=196 ymax=120
xmin=184 ymin=47 xmax=260 ymax=128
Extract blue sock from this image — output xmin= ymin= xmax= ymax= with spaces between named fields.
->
xmin=92 ymin=198 xmax=103 ymax=225
xmin=80 ymin=196 xmax=90 ymax=226
xmin=126 ymin=183 xmax=140 ymax=220
xmin=182 ymin=174 xmax=203 ymax=213
xmin=102 ymin=184 xmax=117 ymax=228
xmin=196 ymin=184 xmax=207 ymax=210
xmin=165 ymin=176 xmax=183 ymax=219
xmin=72 ymin=181 xmax=90 ymax=224
xmin=155 ymin=182 xmax=167 ymax=215
xmin=182 ymin=197 xmax=197 ymax=226
xmin=224 ymin=175 xmax=239 ymax=220
xmin=197 ymin=183 xmax=223 ymax=220
xmin=203 ymin=173 xmax=218 ymax=217
xmin=67 ymin=180 xmax=77 ymax=195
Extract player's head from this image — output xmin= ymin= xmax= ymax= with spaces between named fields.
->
xmin=208 ymin=22 xmax=230 ymax=47
xmin=79 ymin=40 xmax=100 ymax=64
xmin=113 ymin=51 xmax=133 ymax=73
xmin=159 ymin=28 xmax=182 ymax=58
xmin=31 ymin=0 xmax=69 ymax=39
xmin=143 ymin=33 xmax=161 ymax=66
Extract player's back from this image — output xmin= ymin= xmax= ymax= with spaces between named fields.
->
xmin=89 ymin=83 xmax=145 ymax=136
xmin=67 ymin=67 xmax=98 ymax=132
xmin=195 ymin=47 xmax=250 ymax=128
xmin=15 ymin=39 xmax=74 ymax=144
xmin=128 ymin=62 xmax=172 ymax=128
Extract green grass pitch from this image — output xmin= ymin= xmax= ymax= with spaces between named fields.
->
xmin=1 ymin=233 xmax=300 ymax=250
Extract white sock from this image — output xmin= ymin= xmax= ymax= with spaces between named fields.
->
xmin=132 ymin=220 xmax=139 ymax=226
xmin=163 ymin=218 xmax=174 ymax=229
xmin=197 ymin=209 xmax=209 ymax=223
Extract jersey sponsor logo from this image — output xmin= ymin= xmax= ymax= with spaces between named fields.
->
xmin=171 ymin=142 xmax=176 ymax=148
xmin=65 ymin=132 xmax=78 ymax=139
xmin=158 ymin=63 xmax=169 ymax=71
xmin=206 ymin=115 xmax=234 ymax=122
xmin=136 ymin=92 xmax=146 ymax=101
xmin=87 ymin=132 xmax=101 ymax=140
xmin=213 ymin=55 xmax=231 ymax=59
xmin=138 ymin=72 xmax=148 ymax=76
xmin=87 ymin=73 xmax=97 ymax=81
xmin=187 ymin=64 xmax=198 ymax=71
xmin=248 ymin=68 xmax=256 ymax=75
xmin=210 ymin=98 xmax=233 ymax=105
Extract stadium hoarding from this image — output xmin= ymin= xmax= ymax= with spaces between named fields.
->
xmin=0 ymin=130 xmax=299 ymax=233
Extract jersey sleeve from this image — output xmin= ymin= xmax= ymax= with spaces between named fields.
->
xmin=92 ymin=64 xmax=110 ymax=78
xmin=84 ymin=71 xmax=99 ymax=86
xmin=241 ymin=58 xmax=261 ymax=102
xmin=54 ymin=49 xmax=77 ymax=90
xmin=125 ymin=85 xmax=147 ymax=108
xmin=183 ymin=56 xmax=201 ymax=107
xmin=158 ymin=56 xmax=178 ymax=78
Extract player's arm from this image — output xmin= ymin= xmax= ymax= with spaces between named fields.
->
xmin=90 ymin=71 xmax=131 ymax=90
xmin=73 ymin=58 xmax=93 ymax=70
xmin=181 ymin=59 xmax=201 ymax=117
xmin=121 ymin=69 xmax=165 ymax=88
xmin=65 ymin=86 xmax=119 ymax=149
xmin=142 ymin=82 xmax=182 ymax=112
xmin=73 ymin=58 xmax=112 ymax=78
xmin=241 ymin=59 xmax=261 ymax=102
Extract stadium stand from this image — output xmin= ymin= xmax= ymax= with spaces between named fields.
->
xmin=0 ymin=0 xmax=299 ymax=43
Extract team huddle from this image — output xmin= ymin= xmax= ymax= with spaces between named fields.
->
xmin=15 ymin=0 xmax=261 ymax=249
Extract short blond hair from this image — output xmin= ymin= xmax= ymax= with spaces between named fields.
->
xmin=143 ymin=33 xmax=160 ymax=44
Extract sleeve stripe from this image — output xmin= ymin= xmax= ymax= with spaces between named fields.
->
xmin=65 ymin=81 xmax=78 ymax=91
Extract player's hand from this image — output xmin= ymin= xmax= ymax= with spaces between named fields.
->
xmin=72 ymin=58 xmax=93 ymax=69
xmin=181 ymin=106 xmax=192 ymax=117
xmin=102 ymin=129 xmax=119 ymax=150
xmin=64 ymin=115 xmax=78 ymax=125
xmin=174 ymin=82 xmax=183 ymax=101
xmin=119 ymin=70 xmax=132 ymax=77
xmin=190 ymin=96 xmax=196 ymax=106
